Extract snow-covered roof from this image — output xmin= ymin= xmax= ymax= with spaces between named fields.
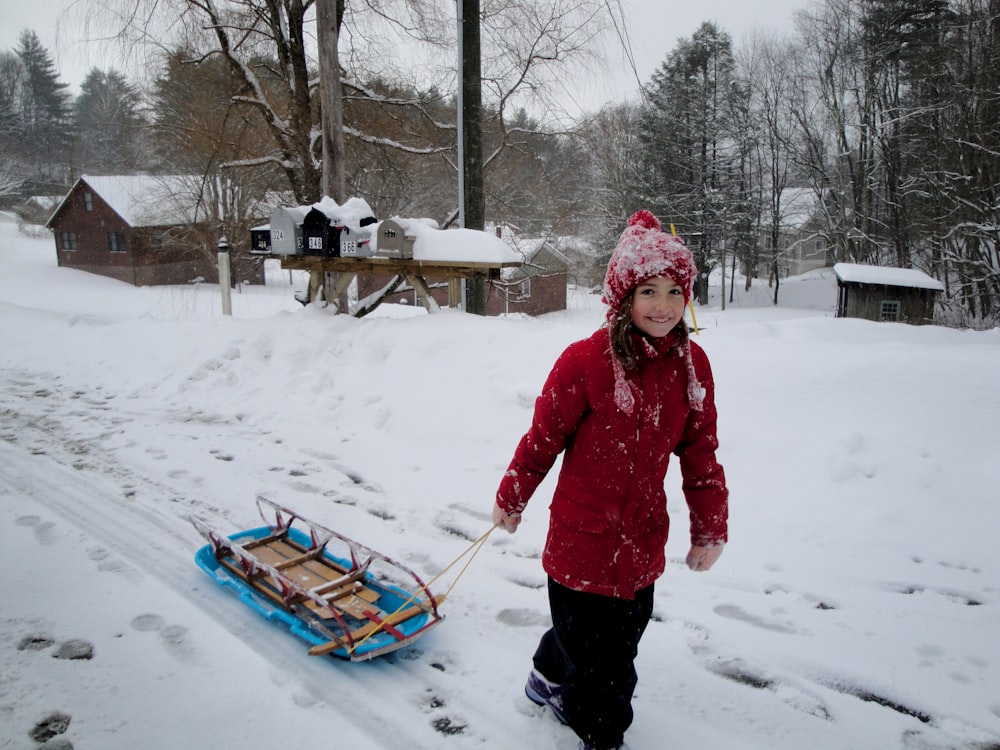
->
xmin=53 ymin=175 xmax=209 ymax=228
xmin=834 ymin=262 xmax=944 ymax=291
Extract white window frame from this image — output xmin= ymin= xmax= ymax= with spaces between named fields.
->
xmin=880 ymin=300 xmax=901 ymax=322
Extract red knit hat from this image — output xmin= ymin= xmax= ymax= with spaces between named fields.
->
xmin=602 ymin=210 xmax=696 ymax=319
xmin=603 ymin=210 xmax=705 ymax=414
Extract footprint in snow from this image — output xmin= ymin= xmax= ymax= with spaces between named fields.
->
xmin=130 ymin=615 xmax=196 ymax=662
xmin=882 ymin=582 xmax=984 ymax=606
xmin=434 ymin=520 xmax=480 ymax=543
xmin=323 ymin=489 xmax=358 ymax=506
xmin=16 ymin=514 xmax=58 ymax=544
xmin=130 ymin=613 xmax=165 ymax=632
xmin=659 ymin=616 xmax=710 ymax=642
xmin=911 ymin=555 xmax=983 ymax=575
xmin=34 ymin=520 xmax=58 ymax=546
xmin=159 ymin=624 xmax=197 ymax=663
xmin=506 ymin=574 xmax=546 ymax=590
xmin=702 ymin=655 xmax=832 ymax=721
xmin=764 ymin=584 xmax=838 ymax=610
xmin=496 ymin=608 xmax=550 ymax=628
xmin=17 ymin=634 xmax=55 ymax=651
xmin=712 ymin=603 xmax=799 ymax=634
xmin=288 ymin=479 xmax=323 ymax=495
xmin=446 ymin=501 xmax=492 ymax=524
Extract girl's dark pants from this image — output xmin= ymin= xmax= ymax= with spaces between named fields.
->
xmin=533 ymin=578 xmax=655 ymax=750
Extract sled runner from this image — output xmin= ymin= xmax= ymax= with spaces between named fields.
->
xmin=191 ymin=498 xmax=444 ymax=661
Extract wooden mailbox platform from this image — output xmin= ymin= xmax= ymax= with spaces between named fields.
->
xmin=277 ymin=255 xmax=521 ymax=313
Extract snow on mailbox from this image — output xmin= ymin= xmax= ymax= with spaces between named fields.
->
xmin=375 ymin=218 xmax=415 ymax=259
xmin=269 ymin=206 xmax=309 ymax=255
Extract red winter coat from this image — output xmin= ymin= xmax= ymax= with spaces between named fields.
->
xmin=496 ymin=327 xmax=728 ymax=599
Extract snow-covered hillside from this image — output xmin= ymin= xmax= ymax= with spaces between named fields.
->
xmin=2 ymin=222 xmax=998 ymax=750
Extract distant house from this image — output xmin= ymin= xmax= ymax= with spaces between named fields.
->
xmin=485 ymin=235 xmax=569 ymax=316
xmin=759 ymin=188 xmax=834 ymax=278
xmin=16 ymin=195 xmax=63 ymax=225
xmin=46 ymin=175 xmax=258 ymax=286
xmin=359 ymin=223 xmax=561 ymax=316
xmin=834 ymin=263 xmax=943 ymax=324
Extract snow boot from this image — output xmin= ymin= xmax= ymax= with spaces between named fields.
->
xmin=524 ymin=669 xmax=567 ymax=725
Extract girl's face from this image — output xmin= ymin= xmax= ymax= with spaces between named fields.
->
xmin=630 ymin=276 xmax=686 ymax=338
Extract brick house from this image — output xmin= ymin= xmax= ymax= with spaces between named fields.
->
xmin=365 ymin=228 xmax=568 ymax=316
xmin=485 ymin=236 xmax=569 ymax=316
xmin=46 ymin=175 xmax=259 ymax=286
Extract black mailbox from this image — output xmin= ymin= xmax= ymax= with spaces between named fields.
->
xmin=249 ymin=224 xmax=271 ymax=255
xmin=301 ymin=208 xmax=342 ymax=257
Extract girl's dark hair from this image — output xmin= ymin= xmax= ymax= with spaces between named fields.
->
xmin=608 ymin=290 xmax=689 ymax=371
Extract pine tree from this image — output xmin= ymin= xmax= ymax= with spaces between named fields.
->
xmin=14 ymin=30 xmax=73 ymax=185
xmin=73 ymin=68 xmax=148 ymax=175
xmin=641 ymin=22 xmax=744 ymax=303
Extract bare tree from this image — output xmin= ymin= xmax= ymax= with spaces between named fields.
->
xmin=84 ymin=0 xmax=608 ymax=210
xmin=739 ymin=31 xmax=800 ymax=298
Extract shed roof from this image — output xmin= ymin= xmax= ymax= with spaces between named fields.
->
xmin=833 ymin=263 xmax=944 ymax=291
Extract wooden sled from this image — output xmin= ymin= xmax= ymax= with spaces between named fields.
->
xmin=192 ymin=498 xmax=444 ymax=661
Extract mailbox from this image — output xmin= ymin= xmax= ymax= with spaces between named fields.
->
xmin=375 ymin=218 xmax=415 ymax=259
xmin=339 ymin=224 xmax=374 ymax=257
xmin=249 ymin=224 xmax=271 ymax=255
xmin=269 ymin=206 xmax=309 ymax=255
xmin=301 ymin=207 xmax=342 ymax=257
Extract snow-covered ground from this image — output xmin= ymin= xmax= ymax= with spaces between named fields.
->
xmin=1 ymin=221 xmax=998 ymax=750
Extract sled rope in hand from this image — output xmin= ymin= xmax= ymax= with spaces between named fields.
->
xmin=348 ymin=523 xmax=499 ymax=654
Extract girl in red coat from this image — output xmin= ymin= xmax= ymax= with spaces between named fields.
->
xmin=492 ymin=210 xmax=729 ymax=750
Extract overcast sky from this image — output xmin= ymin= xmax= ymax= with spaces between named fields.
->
xmin=0 ymin=0 xmax=806 ymax=113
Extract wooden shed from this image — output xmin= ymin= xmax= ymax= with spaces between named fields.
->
xmin=834 ymin=263 xmax=943 ymax=325
xmin=46 ymin=175 xmax=262 ymax=286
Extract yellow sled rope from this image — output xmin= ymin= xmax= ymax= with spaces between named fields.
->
xmin=670 ymin=223 xmax=699 ymax=335
xmin=347 ymin=523 xmax=498 ymax=655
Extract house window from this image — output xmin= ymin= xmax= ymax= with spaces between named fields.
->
xmin=83 ymin=192 xmax=93 ymax=211
xmin=108 ymin=231 xmax=126 ymax=252
xmin=880 ymin=300 xmax=901 ymax=321
xmin=60 ymin=231 xmax=77 ymax=251
xmin=514 ymin=278 xmax=531 ymax=301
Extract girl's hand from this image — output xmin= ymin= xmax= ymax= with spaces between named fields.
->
xmin=492 ymin=502 xmax=521 ymax=533
xmin=686 ymin=544 xmax=724 ymax=571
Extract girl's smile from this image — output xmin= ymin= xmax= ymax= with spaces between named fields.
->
xmin=630 ymin=276 xmax=686 ymax=337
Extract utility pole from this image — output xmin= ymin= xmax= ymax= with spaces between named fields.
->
xmin=459 ymin=0 xmax=486 ymax=315
xmin=316 ymin=0 xmax=347 ymax=307
xmin=317 ymin=0 xmax=346 ymax=203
